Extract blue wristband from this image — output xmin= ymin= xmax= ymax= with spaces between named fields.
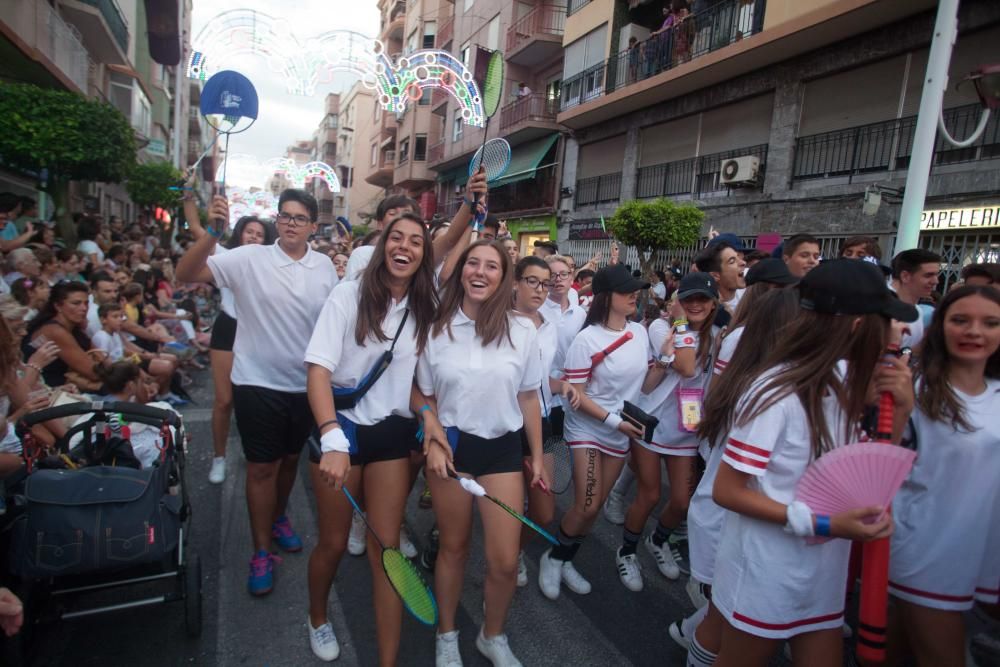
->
xmin=205 ymin=225 xmax=222 ymax=238
xmin=814 ymin=514 xmax=831 ymax=537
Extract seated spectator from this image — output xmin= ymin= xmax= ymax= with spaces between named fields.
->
xmin=76 ymin=216 xmax=105 ymax=273
xmin=0 ymin=193 xmax=34 ymax=252
xmin=4 ymin=248 xmax=41 ymax=286
xmin=23 ymin=281 xmax=104 ymax=392
xmin=54 ymin=248 xmax=86 ymax=283
xmin=10 ymin=278 xmax=50 ymax=320
xmin=32 ymin=247 xmax=59 ymax=286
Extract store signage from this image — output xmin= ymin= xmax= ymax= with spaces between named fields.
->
xmin=567 ymin=219 xmax=610 ymax=240
xmin=146 ymin=139 xmax=167 ymax=157
xmin=920 ymin=206 xmax=1000 ymax=231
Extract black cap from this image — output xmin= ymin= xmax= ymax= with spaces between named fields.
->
xmin=707 ymin=232 xmax=746 ymax=252
xmin=676 ymin=272 xmax=719 ymax=300
xmin=533 ymin=239 xmax=558 ymax=253
xmin=799 ymin=259 xmax=917 ymax=322
xmin=746 ymin=258 xmax=798 ymax=286
xmin=593 ymin=264 xmax=650 ymax=295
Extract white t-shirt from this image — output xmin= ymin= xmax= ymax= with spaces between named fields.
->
xmin=77 ymin=240 xmax=104 ymax=263
xmin=213 ymin=244 xmax=237 ymax=318
xmin=416 ymin=309 xmax=541 ymax=439
xmin=344 ymin=245 xmax=375 ymax=282
xmin=651 ymin=282 xmax=667 ymax=300
xmin=304 ymin=280 xmax=416 ymax=426
xmin=92 ymin=329 xmax=125 ymax=361
xmin=538 ymin=296 xmax=587 ymax=408
xmin=713 ymin=326 xmax=744 ymax=376
xmin=721 ymin=287 xmax=745 ymax=314
xmin=208 ymin=241 xmax=338 ymax=392
xmin=85 ymin=294 xmax=101 ymax=338
xmin=519 ymin=312 xmax=558 ymax=418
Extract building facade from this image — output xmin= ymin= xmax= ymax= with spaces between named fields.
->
xmin=340 ymin=81 xmax=384 ymax=228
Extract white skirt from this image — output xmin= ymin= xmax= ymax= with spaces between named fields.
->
xmin=687 ymin=442 xmax=727 ymax=585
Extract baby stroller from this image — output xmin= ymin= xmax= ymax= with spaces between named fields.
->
xmin=1 ymin=401 xmax=200 ymax=665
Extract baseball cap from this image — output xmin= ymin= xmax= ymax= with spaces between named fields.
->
xmin=746 ymin=258 xmax=798 ymax=286
xmin=533 ymin=239 xmax=558 ymax=253
xmin=592 ymin=263 xmax=650 ymax=295
xmin=707 ymin=233 xmax=746 ymax=252
xmin=676 ymin=272 xmax=719 ymax=300
xmin=799 ymin=259 xmax=917 ymax=322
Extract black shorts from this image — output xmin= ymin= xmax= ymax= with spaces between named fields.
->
xmin=308 ymin=414 xmax=418 ymax=466
xmin=447 ymin=428 xmax=522 ymax=478
xmin=209 ymin=311 xmax=237 ymax=351
xmin=548 ymin=407 xmax=565 ymax=438
xmin=519 ymin=418 xmax=553 ymax=458
xmin=232 ymin=384 xmax=313 ymax=463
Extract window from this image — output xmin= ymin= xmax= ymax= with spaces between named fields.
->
xmin=419 ymin=88 xmax=433 ymax=106
xmin=486 ymin=15 xmax=500 ymax=51
xmin=399 ymin=137 xmax=410 ymax=163
xmin=561 ymin=25 xmax=608 ymax=110
xmin=415 ymin=135 xmax=427 ymax=161
xmin=460 ymin=42 xmax=471 ymax=68
xmin=453 ymin=115 xmax=464 ymax=142
xmin=326 ymin=114 xmax=338 ymax=129
xmin=406 ymin=29 xmax=419 ymax=55
xmin=371 ymin=143 xmax=378 ymax=166
xmin=423 ymin=22 xmax=436 ymax=49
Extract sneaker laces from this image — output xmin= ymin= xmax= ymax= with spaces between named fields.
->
xmin=250 ymin=552 xmax=281 ymax=577
xmin=618 ymin=552 xmax=641 ymax=576
xmin=272 ymin=517 xmax=295 ymax=539
xmin=312 ymin=623 xmax=336 ymax=646
xmin=438 ymin=634 xmax=461 ymax=661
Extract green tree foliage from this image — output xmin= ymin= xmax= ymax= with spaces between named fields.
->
xmin=0 ymin=82 xmax=136 ymax=184
xmin=126 ymin=161 xmax=184 ymax=209
xmin=606 ymin=198 xmax=704 ymax=278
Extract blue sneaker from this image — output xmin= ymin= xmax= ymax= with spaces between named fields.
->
xmin=248 ymin=550 xmax=280 ymax=596
xmin=271 ymin=515 xmax=303 ymax=552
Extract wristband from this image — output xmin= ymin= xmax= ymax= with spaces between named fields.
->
xmin=784 ymin=500 xmax=815 ymax=537
xmin=674 ymin=332 xmax=697 ymax=350
xmin=320 ymin=427 xmax=351 ymax=454
xmin=603 ymin=412 xmax=623 ymax=430
xmin=26 ymin=363 xmax=43 ymax=374
xmin=317 ymin=418 xmax=339 ymax=433
xmin=419 ymin=404 xmax=434 ymax=420
xmin=814 ymin=514 xmax=832 ymax=537
xmin=205 ymin=225 xmax=222 ymax=238
xmin=673 ymin=319 xmax=689 ymax=334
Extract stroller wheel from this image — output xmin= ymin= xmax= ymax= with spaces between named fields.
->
xmin=184 ymin=553 xmax=203 ymax=639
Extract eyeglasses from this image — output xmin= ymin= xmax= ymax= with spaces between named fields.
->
xmin=275 ymin=212 xmax=313 ymax=227
xmin=520 ymin=276 xmax=552 ymax=291
xmin=550 ymin=271 xmax=572 ymax=280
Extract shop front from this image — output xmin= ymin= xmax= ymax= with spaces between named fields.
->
xmin=918 ymin=204 xmax=1000 ymax=290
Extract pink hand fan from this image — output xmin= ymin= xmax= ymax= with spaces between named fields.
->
xmin=795 ymin=442 xmax=916 ymax=544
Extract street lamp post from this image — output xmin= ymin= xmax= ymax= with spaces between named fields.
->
xmin=339 ymin=126 xmax=355 ymax=231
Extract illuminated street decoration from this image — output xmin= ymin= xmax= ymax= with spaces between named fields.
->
xmin=216 ymin=155 xmax=341 ymax=192
xmin=189 ymin=9 xmax=484 ymax=125
xmin=226 ymin=187 xmax=279 ymax=227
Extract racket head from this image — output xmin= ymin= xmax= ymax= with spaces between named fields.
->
xmin=481 ymin=51 xmax=505 ymax=118
xmin=381 ymin=548 xmax=438 ymax=626
xmin=468 ymin=138 xmax=512 ymax=182
xmin=543 ymin=436 xmax=572 ymax=495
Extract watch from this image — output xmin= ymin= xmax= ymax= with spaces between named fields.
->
xmin=656 ymin=353 xmax=675 ymax=368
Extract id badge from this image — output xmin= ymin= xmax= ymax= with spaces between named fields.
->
xmin=678 ymin=388 xmax=704 ymax=433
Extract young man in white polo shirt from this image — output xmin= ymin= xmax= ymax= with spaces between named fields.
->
xmin=176 ymin=188 xmax=338 ymax=596
xmin=343 ymin=195 xmax=418 ymax=281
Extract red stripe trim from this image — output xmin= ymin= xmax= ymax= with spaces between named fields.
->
xmin=563 ymin=367 xmax=590 ymax=374
xmin=649 ymin=441 xmax=700 ymax=452
xmin=976 ymin=586 xmax=999 ymax=595
xmin=727 ymin=437 xmax=771 ymax=459
xmin=724 ymin=448 xmax=768 ymax=469
xmin=889 ymin=581 xmax=975 ymax=603
xmin=715 ymin=360 xmax=728 ymax=368
xmin=733 ymin=610 xmax=843 ymax=631
xmin=567 ymin=440 xmax=628 ymax=457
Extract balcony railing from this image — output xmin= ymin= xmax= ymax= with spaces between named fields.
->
xmin=499 ymin=93 xmax=558 ymax=132
xmin=437 ymin=15 xmax=454 ymax=48
xmin=78 ymin=0 xmax=129 ymax=53
xmin=489 ymin=165 xmax=559 ymax=215
xmin=427 ymin=139 xmax=445 ymax=164
xmin=793 ymin=104 xmax=1000 ymax=182
xmin=575 ymin=172 xmax=622 ymax=207
xmin=506 ymin=5 xmax=566 ymax=54
xmin=389 ymin=0 xmax=406 ymax=22
xmin=43 ymin=2 xmax=90 ymax=91
xmin=567 ymin=0 xmax=591 ymax=16
xmin=637 ymin=144 xmax=769 ymax=198
xmin=561 ymin=0 xmax=766 ymax=111
xmin=381 ymin=150 xmax=396 ymax=169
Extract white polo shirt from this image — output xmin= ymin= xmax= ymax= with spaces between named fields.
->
xmin=213 ymin=244 xmax=237 ymax=318
xmin=539 ymin=296 xmax=587 ymax=407
xmin=344 ymin=245 xmax=375 ymax=282
xmin=516 ymin=312 xmax=558 ymax=418
xmin=92 ymin=329 xmax=124 ymax=361
xmin=416 ymin=309 xmax=541 ymax=439
xmin=208 ymin=241 xmax=338 ymax=392
xmin=304 ymin=280 xmax=416 ymax=426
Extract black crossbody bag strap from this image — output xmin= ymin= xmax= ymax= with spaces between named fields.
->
xmin=343 ymin=309 xmax=410 ymax=406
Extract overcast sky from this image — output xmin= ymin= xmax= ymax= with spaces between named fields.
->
xmin=191 ymin=0 xmax=378 ymax=188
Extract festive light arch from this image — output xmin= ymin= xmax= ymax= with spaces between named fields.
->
xmin=189 ymin=9 xmax=484 ymax=125
xmin=216 ymin=155 xmax=341 ymax=192
xmin=226 ymin=187 xmax=279 ymax=227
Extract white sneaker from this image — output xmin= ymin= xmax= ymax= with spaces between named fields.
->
xmin=516 ymin=550 xmax=527 ymax=588
xmin=686 ymin=577 xmax=709 ymax=609
xmin=560 ymin=560 xmax=592 ymax=595
xmin=399 ymin=526 xmax=418 ymax=558
xmin=644 ymin=534 xmax=680 ymax=580
xmin=348 ymin=511 xmax=366 ymax=556
xmin=603 ymin=491 xmax=626 ymax=525
xmin=615 ymin=548 xmax=644 ymax=592
xmin=537 ymin=549 xmax=562 ymax=600
xmin=668 ymin=619 xmax=690 ymax=651
xmin=208 ymin=457 xmax=226 ymax=484
xmin=308 ymin=618 xmax=340 ymax=661
xmin=436 ymin=630 xmax=463 ymax=667
xmin=476 ymin=629 xmax=523 ymax=667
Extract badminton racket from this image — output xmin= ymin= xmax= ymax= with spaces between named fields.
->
xmin=467 ymin=50 xmax=506 ymax=240
xmin=857 ymin=346 xmax=899 ymax=664
xmin=342 ymin=487 xmax=438 ymax=626
xmin=543 ymin=436 xmax=572 ymax=494
xmin=448 ymin=471 xmax=558 ymax=545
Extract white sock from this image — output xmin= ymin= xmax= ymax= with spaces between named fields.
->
xmin=687 ymin=634 xmax=717 ymax=667
xmin=611 ymin=465 xmax=635 ymax=497
xmin=681 ymin=603 xmax=709 ymax=641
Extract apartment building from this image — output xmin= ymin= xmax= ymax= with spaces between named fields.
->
xmin=428 ymin=0 xmax=568 ymax=255
xmin=555 ymin=0 xmax=1000 ymax=282
xmin=310 ymin=94 xmax=346 ymax=232
xmin=0 ymin=0 xmax=194 ymax=222
xmin=339 ymin=81 xmax=384 ymax=228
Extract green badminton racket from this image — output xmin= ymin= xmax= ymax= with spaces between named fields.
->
xmin=448 ymin=471 xmax=558 ymax=545
xmin=342 ymin=487 xmax=438 ymax=626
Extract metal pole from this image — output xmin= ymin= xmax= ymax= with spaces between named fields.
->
xmin=171 ymin=0 xmax=185 ymax=169
xmin=894 ymin=0 xmax=961 ymax=254
xmin=345 ymin=164 xmax=352 ymax=224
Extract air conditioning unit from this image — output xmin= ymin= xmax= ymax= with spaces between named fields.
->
xmin=719 ymin=155 xmax=760 ymax=185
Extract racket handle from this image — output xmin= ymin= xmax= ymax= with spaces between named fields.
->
xmin=858 ymin=537 xmax=891 ymax=664
xmin=591 ymin=331 xmax=634 ymax=366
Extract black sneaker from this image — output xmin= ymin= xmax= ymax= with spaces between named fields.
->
xmin=419 ymin=525 xmax=439 ymax=572
xmin=668 ymin=536 xmax=690 ymax=576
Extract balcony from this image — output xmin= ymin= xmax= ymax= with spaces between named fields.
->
xmin=792 ymin=104 xmax=999 ymax=184
xmin=4 ymin=0 xmax=91 ymax=92
xmin=575 ymin=172 xmax=622 ymax=207
xmin=637 ymin=144 xmax=769 ymax=199
xmin=59 ymin=0 xmax=129 ymax=65
xmin=437 ymin=15 xmax=454 ymax=48
xmin=379 ymin=113 xmax=398 ymax=144
xmin=431 ymin=88 xmax=450 ymax=116
xmin=188 ymin=107 xmax=201 ymax=134
xmin=489 ymin=164 xmax=559 ymax=217
xmin=499 ymin=94 xmax=560 ymax=142
xmin=366 ymin=150 xmax=396 ymax=187
xmin=506 ymin=5 xmax=565 ymax=66
xmin=427 ymin=139 xmax=446 ymax=166
xmin=385 ymin=0 xmax=405 ymax=40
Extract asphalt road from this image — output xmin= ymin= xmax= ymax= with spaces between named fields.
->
xmin=17 ymin=370 xmax=1000 ymax=666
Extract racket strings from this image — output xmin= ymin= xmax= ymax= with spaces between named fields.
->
xmin=482 ymin=54 xmax=504 ymax=117
xmin=470 ymin=139 xmax=511 ymax=182
xmin=382 ymin=549 xmax=438 ymax=626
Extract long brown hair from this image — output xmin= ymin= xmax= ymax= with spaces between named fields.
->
xmin=356 ymin=213 xmax=438 ymax=352
xmin=0 ymin=317 xmax=20 ymax=391
xmin=729 ymin=282 xmax=772 ymax=330
xmin=688 ymin=297 xmax=719 ymax=369
xmin=434 ymin=240 xmax=514 ymax=347
xmin=699 ymin=288 xmax=801 ymax=447
xmin=915 ymin=285 xmax=1000 ymax=431
xmin=737 ymin=309 xmax=889 ymax=459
